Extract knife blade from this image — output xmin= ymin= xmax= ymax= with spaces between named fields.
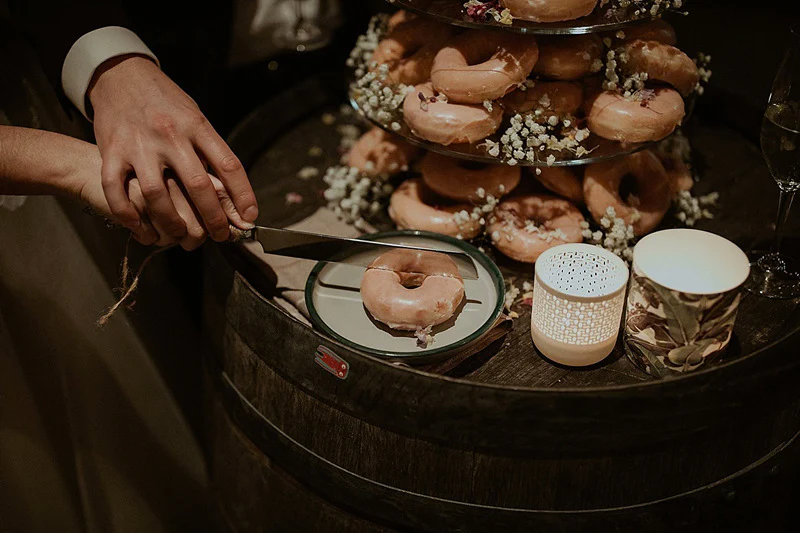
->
xmin=232 ymin=226 xmax=479 ymax=280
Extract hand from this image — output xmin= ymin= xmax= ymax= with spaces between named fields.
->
xmin=88 ymin=55 xmax=258 ymax=242
xmin=71 ymin=142 xmax=251 ymax=251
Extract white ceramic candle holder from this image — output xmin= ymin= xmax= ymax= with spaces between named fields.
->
xmin=531 ymin=244 xmax=630 ymax=367
xmin=624 ymin=229 xmax=751 ymax=377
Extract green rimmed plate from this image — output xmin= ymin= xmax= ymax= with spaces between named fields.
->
xmin=305 ymin=230 xmax=505 ymax=364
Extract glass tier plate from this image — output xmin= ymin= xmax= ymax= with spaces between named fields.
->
xmin=388 ymin=0 xmax=662 ymax=35
xmin=347 ymin=87 xmax=692 ymax=167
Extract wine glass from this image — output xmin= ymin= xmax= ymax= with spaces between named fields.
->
xmin=272 ymin=0 xmax=333 ymax=53
xmin=746 ymin=24 xmax=800 ymax=299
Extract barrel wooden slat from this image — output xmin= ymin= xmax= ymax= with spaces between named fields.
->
xmin=206 ymin=351 xmax=800 ymax=532
xmin=208 ymin=397 xmax=397 ymax=533
xmin=204 ymin=294 xmax=800 ymax=511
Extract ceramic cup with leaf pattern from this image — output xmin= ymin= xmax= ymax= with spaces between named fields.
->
xmin=624 ymin=229 xmax=751 ymax=378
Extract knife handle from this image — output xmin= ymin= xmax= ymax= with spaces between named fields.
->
xmin=227 ymin=225 xmax=254 ymax=243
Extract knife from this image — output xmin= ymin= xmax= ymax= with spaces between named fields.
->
xmin=230 ymin=226 xmax=479 ymax=280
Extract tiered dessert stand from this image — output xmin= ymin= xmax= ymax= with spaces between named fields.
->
xmin=201 ymin=2 xmax=800 ymax=532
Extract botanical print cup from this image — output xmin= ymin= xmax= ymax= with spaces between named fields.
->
xmin=624 ymin=229 xmax=751 ymax=377
xmin=532 ymin=243 xmax=629 ymax=367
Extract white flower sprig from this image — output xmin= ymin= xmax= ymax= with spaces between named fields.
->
xmin=351 ymin=65 xmax=415 ymax=127
xmin=598 ymin=0 xmax=684 ymax=17
xmin=485 ymin=111 xmax=592 ymax=166
xmin=346 ymin=14 xmax=389 ymax=78
xmin=581 ymin=206 xmax=638 ymax=262
xmin=322 ymin=165 xmax=394 ymax=231
xmin=674 ymin=190 xmax=718 ymax=226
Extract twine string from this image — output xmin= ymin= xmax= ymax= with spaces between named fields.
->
xmin=97 ymin=237 xmax=176 ymax=327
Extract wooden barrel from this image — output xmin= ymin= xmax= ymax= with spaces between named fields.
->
xmin=201 ymin=77 xmax=800 ymax=532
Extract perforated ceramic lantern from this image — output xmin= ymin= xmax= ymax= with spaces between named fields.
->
xmin=531 ymin=244 xmax=630 ymax=367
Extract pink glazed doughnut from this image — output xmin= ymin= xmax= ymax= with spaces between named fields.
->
xmin=488 ymin=194 xmax=585 ymax=263
xmin=615 ymin=19 xmax=677 ymax=46
xmin=389 ymin=178 xmax=483 ymax=239
xmin=622 ymin=40 xmax=700 ymax=96
xmin=371 ymin=17 xmax=455 ymax=85
xmin=500 ymin=80 xmax=584 ymax=118
xmin=361 ymin=249 xmax=465 ymax=331
xmin=533 ymin=34 xmax=603 ymax=80
xmin=403 ymin=82 xmax=503 ymax=145
xmin=501 ymin=0 xmax=598 ymax=23
xmin=529 ymin=166 xmax=583 ymax=204
xmin=583 ymin=150 xmax=671 ymax=235
xmin=658 ymin=153 xmax=695 ymax=195
xmin=585 ymin=88 xmax=685 ymax=143
xmin=346 ymin=127 xmax=420 ymax=177
xmin=431 ymin=30 xmax=539 ymax=104
xmin=420 ymin=152 xmax=521 ymax=202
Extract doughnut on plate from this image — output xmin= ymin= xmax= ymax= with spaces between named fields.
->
xmin=305 ymin=230 xmax=504 ymax=363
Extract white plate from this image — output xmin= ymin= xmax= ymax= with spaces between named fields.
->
xmin=305 ymin=231 xmax=505 ymax=363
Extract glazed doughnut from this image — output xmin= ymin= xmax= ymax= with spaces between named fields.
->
xmin=583 ymin=150 xmax=671 ymax=236
xmin=621 ymin=40 xmax=699 ymax=96
xmin=403 ymin=82 xmax=503 ymax=145
xmin=420 ymin=152 xmax=521 ymax=202
xmin=371 ymin=17 xmax=455 ymax=85
xmin=346 ymin=127 xmax=420 ymax=177
xmin=533 ymin=34 xmax=603 ymax=81
xmin=488 ymin=194 xmax=585 ymax=263
xmin=585 ymin=88 xmax=685 ymax=143
xmin=529 ymin=166 xmax=583 ymax=204
xmin=361 ymin=249 xmax=465 ymax=331
xmin=501 ymin=0 xmax=598 ymax=23
xmin=500 ymin=81 xmax=584 ymax=118
xmin=614 ymin=19 xmax=677 ymax=46
xmin=431 ymin=31 xmax=539 ymax=104
xmin=658 ymin=153 xmax=694 ymax=194
xmin=386 ymin=9 xmax=416 ymax=32
xmin=389 ymin=178 xmax=483 ymax=239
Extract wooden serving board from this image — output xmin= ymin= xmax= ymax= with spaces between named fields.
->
xmin=226 ymin=76 xmax=800 ymax=389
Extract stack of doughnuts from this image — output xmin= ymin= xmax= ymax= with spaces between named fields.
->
xmin=344 ymin=11 xmax=702 ymax=264
xmin=345 ymin=125 xmax=691 ymax=264
xmin=365 ymin=11 xmax=699 ymax=154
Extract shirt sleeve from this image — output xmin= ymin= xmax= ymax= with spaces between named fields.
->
xmin=61 ymin=27 xmax=160 ymax=120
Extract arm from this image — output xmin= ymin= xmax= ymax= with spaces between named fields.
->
xmin=0 ymin=126 xmax=250 ymax=250
xmin=9 ymin=1 xmax=258 ymax=242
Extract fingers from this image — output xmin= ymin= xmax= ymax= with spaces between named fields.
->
xmin=134 ymin=160 xmax=187 ymax=239
xmin=101 ymin=156 xmax=142 ymax=229
xmin=167 ymin=145 xmax=230 ymax=241
xmin=209 ymin=175 xmax=254 ymax=230
xmin=126 ymin=179 xmax=160 ymax=246
xmin=194 ymin=126 xmax=259 ymax=223
xmin=166 ymin=178 xmax=207 ymax=251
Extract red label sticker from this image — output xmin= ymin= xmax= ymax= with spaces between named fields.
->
xmin=315 ymin=345 xmax=349 ymax=379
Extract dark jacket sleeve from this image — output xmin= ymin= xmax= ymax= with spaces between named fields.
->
xmin=7 ymin=0 xmax=131 ymax=111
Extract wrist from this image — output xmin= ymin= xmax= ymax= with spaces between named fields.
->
xmin=87 ymin=54 xmax=160 ymax=117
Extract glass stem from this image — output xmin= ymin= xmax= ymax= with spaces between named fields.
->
xmin=774 ymin=188 xmax=796 ymax=254
xmin=295 ymin=0 xmax=304 ymax=28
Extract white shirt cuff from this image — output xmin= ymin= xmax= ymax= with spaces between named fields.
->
xmin=61 ymin=26 xmax=160 ymax=120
